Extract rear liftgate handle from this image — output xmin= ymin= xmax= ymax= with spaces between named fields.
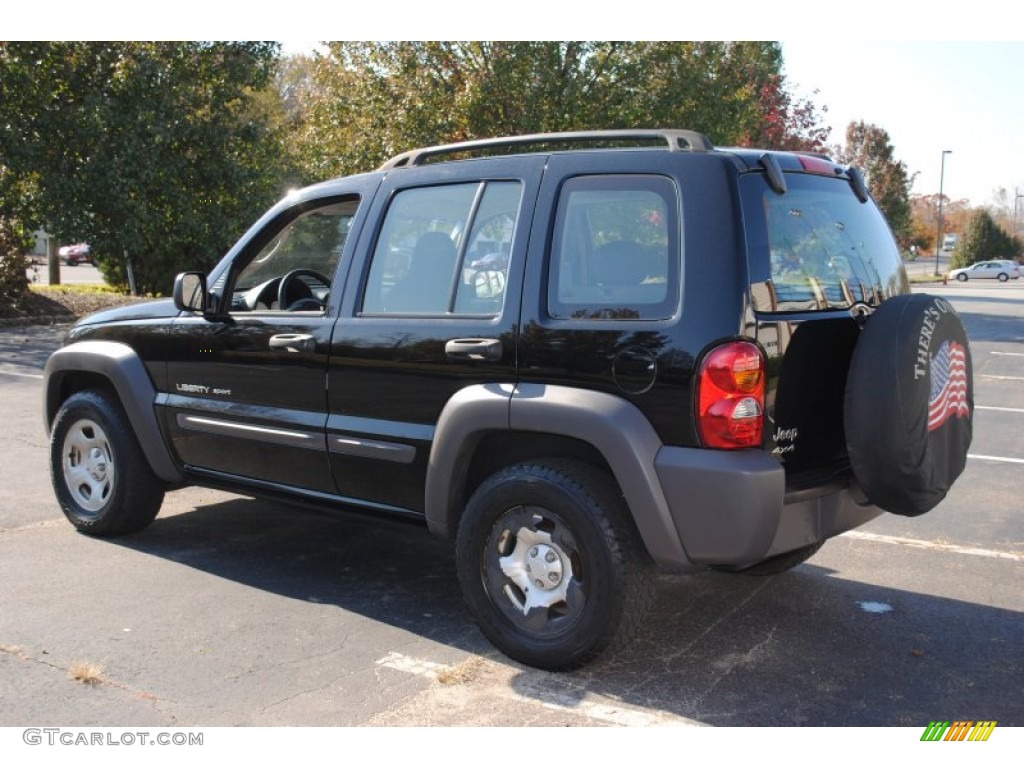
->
xmin=445 ymin=338 xmax=503 ymax=362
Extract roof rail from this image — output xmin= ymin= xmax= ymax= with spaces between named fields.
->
xmin=378 ymin=129 xmax=715 ymax=170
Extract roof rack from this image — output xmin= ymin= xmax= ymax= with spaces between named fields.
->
xmin=378 ymin=129 xmax=715 ymax=170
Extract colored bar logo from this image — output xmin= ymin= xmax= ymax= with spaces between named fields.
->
xmin=921 ymin=721 xmax=997 ymax=741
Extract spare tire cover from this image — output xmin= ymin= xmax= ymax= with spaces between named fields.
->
xmin=845 ymin=294 xmax=973 ymax=516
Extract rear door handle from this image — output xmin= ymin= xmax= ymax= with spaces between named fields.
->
xmin=445 ymin=338 xmax=503 ymax=362
xmin=269 ymin=333 xmax=315 ymax=352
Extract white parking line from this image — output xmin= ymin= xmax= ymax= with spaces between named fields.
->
xmin=968 ymin=453 xmax=1024 ymax=465
xmin=979 ymin=374 xmax=1024 ymax=381
xmin=376 ymin=651 xmax=449 ymax=678
xmin=842 ymin=531 xmax=1024 ymax=562
xmin=375 ymin=652 xmax=696 ymax=727
xmin=0 ymin=369 xmax=43 ymax=380
xmin=989 ymin=351 xmax=1024 ymax=357
xmin=975 ymin=406 xmax=1024 ymax=413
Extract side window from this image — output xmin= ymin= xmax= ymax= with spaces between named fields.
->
xmin=548 ymin=175 xmax=679 ymax=321
xmin=361 ymin=181 xmax=523 ymax=316
xmin=230 ymin=199 xmax=358 ymax=312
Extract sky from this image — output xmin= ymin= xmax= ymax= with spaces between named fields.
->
xmin=781 ymin=41 xmax=1024 ymax=208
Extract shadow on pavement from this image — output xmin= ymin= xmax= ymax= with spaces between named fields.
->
xmin=111 ymin=496 xmax=1024 ymax=727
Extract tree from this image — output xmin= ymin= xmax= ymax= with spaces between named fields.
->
xmin=954 ymin=209 xmax=1023 ymax=269
xmin=0 ymin=42 xmax=294 ymax=294
xmin=0 ymin=215 xmax=31 ymax=314
xmin=839 ymin=121 xmax=914 ymax=247
xmin=909 ymin=193 xmax=971 ymax=253
xmin=290 ymin=42 xmax=831 ymax=182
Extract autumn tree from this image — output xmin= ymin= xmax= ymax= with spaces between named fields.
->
xmin=0 ymin=42 xmax=294 ymax=294
xmin=839 ymin=121 xmax=913 ymax=246
xmin=909 ymin=193 xmax=972 ymax=253
xmin=291 ymin=42 xmax=830 ymax=182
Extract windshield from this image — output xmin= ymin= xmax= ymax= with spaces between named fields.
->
xmin=743 ymin=173 xmax=908 ymax=312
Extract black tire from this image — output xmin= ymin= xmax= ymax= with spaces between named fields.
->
xmin=456 ymin=459 xmax=652 ymax=671
xmin=998 ymin=273 xmax=1008 ymax=282
xmin=956 ymin=273 xmax=968 ymax=282
xmin=711 ymin=541 xmax=824 ymax=576
xmin=845 ymin=294 xmax=973 ymax=516
xmin=49 ymin=390 xmax=164 ymax=536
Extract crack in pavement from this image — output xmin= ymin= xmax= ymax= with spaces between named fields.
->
xmin=660 ymin=579 xmax=774 ymax=668
xmin=223 ymin=634 xmax=354 ymax=683
xmin=0 ymin=519 xmax=64 ymax=536
xmin=692 ymin=624 xmax=778 ymax=716
xmin=0 ymin=643 xmax=180 ymax=717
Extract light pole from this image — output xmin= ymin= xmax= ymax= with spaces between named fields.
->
xmin=934 ymin=150 xmax=952 ymax=277
xmin=1014 ymin=188 xmax=1024 ymax=238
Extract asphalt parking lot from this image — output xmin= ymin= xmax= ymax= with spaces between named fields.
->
xmin=0 ymin=283 xmax=1021 ymax=730
xmin=26 ymin=260 xmax=106 ymax=287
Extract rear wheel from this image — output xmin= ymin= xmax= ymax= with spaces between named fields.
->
xmin=998 ymin=273 xmax=1008 ymax=282
xmin=50 ymin=390 xmax=164 ymax=536
xmin=456 ymin=459 xmax=652 ymax=671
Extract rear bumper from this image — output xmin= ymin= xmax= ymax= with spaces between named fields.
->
xmin=654 ymin=446 xmax=881 ymax=567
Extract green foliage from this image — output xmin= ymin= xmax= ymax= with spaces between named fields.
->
xmin=839 ymin=121 xmax=913 ymax=247
xmin=953 ymin=209 xmax=1023 ymax=269
xmin=292 ymin=42 xmax=831 ymax=182
xmin=0 ymin=216 xmax=31 ymax=312
xmin=0 ymin=42 xmax=296 ymax=294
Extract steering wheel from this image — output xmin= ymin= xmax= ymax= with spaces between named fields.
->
xmin=277 ymin=269 xmax=331 ymax=311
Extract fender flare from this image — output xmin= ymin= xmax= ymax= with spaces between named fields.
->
xmin=43 ymin=341 xmax=184 ymax=484
xmin=425 ymin=382 xmax=691 ymax=568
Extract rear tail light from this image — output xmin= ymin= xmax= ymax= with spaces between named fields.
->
xmin=696 ymin=341 xmax=765 ymax=449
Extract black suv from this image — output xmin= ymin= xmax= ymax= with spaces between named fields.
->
xmin=44 ymin=130 xmax=973 ymax=670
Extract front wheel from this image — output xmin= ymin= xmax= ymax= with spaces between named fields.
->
xmin=50 ymin=390 xmax=164 ymax=536
xmin=456 ymin=459 xmax=652 ymax=671
xmin=956 ymin=273 xmax=968 ymax=282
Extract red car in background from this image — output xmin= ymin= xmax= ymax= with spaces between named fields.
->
xmin=58 ymin=243 xmax=91 ymax=266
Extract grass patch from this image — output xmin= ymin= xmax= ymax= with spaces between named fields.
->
xmin=32 ymin=283 xmax=125 ymax=296
xmin=908 ymin=273 xmax=947 ymax=284
xmin=68 ymin=661 xmax=105 ymax=685
xmin=436 ymin=658 xmax=484 ymax=686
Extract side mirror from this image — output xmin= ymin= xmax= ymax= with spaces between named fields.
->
xmin=173 ymin=272 xmax=207 ymax=313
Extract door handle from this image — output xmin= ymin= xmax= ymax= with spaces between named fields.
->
xmin=445 ymin=338 xmax=503 ymax=362
xmin=269 ymin=333 xmax=315 ymax=352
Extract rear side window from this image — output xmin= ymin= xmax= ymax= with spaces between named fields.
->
xmin=750 ymin=174 xmax=908 ymax=311
xmin=361 ymin=181 xmax=522 ymax=316
xmin=548 ymin=175 xmax=679 ymax=321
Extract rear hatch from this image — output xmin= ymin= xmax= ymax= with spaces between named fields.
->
xmin=739 ymin=163 xmax=910 ymax=489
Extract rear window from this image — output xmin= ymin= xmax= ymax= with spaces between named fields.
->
xmin=744 ymin=173 xmax=908 ymax=312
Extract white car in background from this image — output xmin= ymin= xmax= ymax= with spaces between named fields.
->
xmin=949 ymin=260 xmax=1020 ymax=282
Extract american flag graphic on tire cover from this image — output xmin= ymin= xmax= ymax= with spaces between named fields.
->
xmin=928 ymin=340 xmax=970 ymax=431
